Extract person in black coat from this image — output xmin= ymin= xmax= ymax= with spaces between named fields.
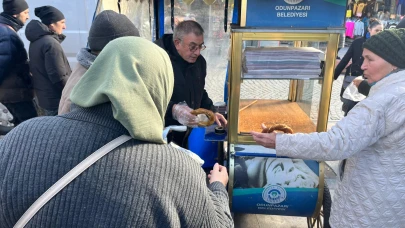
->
xmin=26 ymin=6 xmax=71 ymax=116
xmin=0 ymin=0 xmax=37 ymax=125
xmin=155 ymin=20 xmax=227 ymax=147
xmin=334 ymin=18 xmax=383 ymax=116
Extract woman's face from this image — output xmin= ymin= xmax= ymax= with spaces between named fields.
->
xmin=361 ymin=48 xmax=396 ymax=83
xmin=369 ymin=24 xmax=383 ymax=36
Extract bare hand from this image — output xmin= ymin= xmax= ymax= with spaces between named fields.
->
xmin=250 ymin=131 xmax=277 ymax=149
xmin=208 ymin=163 xmax=228 ymax=187
xmin=352 ymin=79 xmax=363 ymax=88
xmin=214 ymin=112 xmax=227 ymax=127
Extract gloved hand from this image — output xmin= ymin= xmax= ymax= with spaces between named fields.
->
xmin=172 ymin=102 xmax=199 ymax=127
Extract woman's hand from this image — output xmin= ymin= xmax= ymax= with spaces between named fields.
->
xmin=208 ymin=163 xmax=228 ymax=187
xmin=352 ymin=79 xmax=364 ymax=88
xmin=214 ymin=113 xmax=227 ymax=127
xmin=250 ymin=131 xmax=277 ymax=149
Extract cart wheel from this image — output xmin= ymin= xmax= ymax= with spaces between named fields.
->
xmin=307 ymin=183 xmax=332 ymax=228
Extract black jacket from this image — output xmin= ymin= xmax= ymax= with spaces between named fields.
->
xmin=0 ymin=13 xmax=33 ymax=103
xmin=334 ymin=37 xmax=366 ymax=96
xmin=26 ymin=20 xmax=71 ymax=110
xmin=155 ymin=34 xmax=214 ymax=127
xmin=334 ymin=37 xmax=365 ymax=79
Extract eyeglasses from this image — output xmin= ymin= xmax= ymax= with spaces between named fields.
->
xmin=179 ymin=39 xmax=206 ymax=52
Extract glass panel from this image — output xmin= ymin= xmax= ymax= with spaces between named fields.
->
xmin=163 ymin=0 xmax=234 ymax=102
xmin=238 ymin=40 xmax=326 ymax=134
xmin=120 ymin=0 xmax=155 ymax=40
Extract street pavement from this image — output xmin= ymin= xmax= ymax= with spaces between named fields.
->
xmin=203 ymin=45 xmax=349 ymax=227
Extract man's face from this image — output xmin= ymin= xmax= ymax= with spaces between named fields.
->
xmin=174 ymin=33 xmax=205 ymax=63
xmin=49 ymin=19 xmax=66 ymax=35
xmin=15 ymin=9 xmax=29 ymax=24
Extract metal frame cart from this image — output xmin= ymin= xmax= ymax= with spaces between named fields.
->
xmin=225 ymin=0 xmax=347 ymax=227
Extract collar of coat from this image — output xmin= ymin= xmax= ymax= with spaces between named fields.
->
xmin=369 ymin=69 xmax=405 ymax=96
xmin=0 ymin=12 xmax=23 ymax=32
xmin=76 ymin=48 xmax=97 ymax=69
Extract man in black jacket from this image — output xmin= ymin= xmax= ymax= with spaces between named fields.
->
xmin=26 ymin=6 xmax=71 ymax=116
xmin=155 ymin=21 xmax=227 ymax=147
xmin=0 ymin=0 xmax=37 ymax=125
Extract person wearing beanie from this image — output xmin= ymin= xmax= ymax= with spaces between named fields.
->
xmin=250 ymin=29 xmax=405 ymax=228
xmin=25 ymin=6 xmax=71 ymax=116
xmin=0 ymin=0 xmax=37 ymax=125
xmin=58 ymin=10 xmax=140 ymax=115
xmin=353 ymin=20 xmax=405 ymax=96
xmin=334 ymin=18 xmax=383 ymax=116
xmin=0 ymin=37 xmax=233 ymax=227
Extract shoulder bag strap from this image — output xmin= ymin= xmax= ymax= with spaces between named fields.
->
xmin=14 ymin=135 xmax=132 ymax=228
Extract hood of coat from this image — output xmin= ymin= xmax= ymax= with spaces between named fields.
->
xmin=25 ymin=20 xmax=66 ymax=43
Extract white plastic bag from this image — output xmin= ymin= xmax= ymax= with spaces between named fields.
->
xmin=162 ymin=126 xmax=205 ymax=166
xmin=342 ymin=76 xmax=366 ymax=102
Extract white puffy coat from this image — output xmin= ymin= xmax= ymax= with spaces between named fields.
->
xmin=276 ymin=70 xmax=405 ymax=228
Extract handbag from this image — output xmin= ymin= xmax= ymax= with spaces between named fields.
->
xmin=14 ymin=135 xmax=132 ymax=228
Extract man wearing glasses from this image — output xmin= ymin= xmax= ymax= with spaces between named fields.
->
xmin=156 ymin=20 xmax=227 ymax=147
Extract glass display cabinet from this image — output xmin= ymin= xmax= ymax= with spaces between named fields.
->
xmin=225 ymin=0 xmax=347 ymax=223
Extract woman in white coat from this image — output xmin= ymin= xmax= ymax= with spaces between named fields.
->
xmin=251 ymin=29 xmax=405 ymax=228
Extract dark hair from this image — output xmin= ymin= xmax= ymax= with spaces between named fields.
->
xmin=173 ymin=20 xmax=204 ymax=41
xmin=368 ymin=18 xmax=382 ymax=29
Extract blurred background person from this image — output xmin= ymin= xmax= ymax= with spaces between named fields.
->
xmin=26 ymin=5 xmax=71 ymax=116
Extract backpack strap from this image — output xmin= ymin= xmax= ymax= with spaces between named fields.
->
xmin=14 ymin=135 xmax=132 ymax=228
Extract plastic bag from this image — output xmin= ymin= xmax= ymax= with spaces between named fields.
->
xmin=162 ymin=125 xmax=205 ymax=166
xmin=342 ymin=76 xmax=366 ymax=102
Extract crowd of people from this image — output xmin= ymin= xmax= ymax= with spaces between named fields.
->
xmin=0 ymin=0 xmax=231 ymax=227
xmin=1 ymin=0 xmax=405 ymax=227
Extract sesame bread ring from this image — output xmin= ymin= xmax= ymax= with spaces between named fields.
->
xmin=190 ymin=108 xmax=216 ymax=127
xmin=261 ymin=123 xmax=293 ymax=134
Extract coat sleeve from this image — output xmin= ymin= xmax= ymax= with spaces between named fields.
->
xmin=0 ymin=34 xmax=14 ymax=84
xmin=207 ymin=182 xmax=234 ymax=228
xmin=334 ymin=41 xmax=354 ymax=79
xmin=275 ymin=95 xmax=389 ymax=161
xmin=358 ymin=80 xmax=371 ymax=96
xmin=44 ymin=41 xmax=69 ymax=85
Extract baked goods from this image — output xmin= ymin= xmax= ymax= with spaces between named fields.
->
xmin=191 ymin=108 xmax=215 ymax=127
xmin=261 ymin=123 xmax=293 ymax=134
xmin=238 ymin=100 xmax=316 ymax=133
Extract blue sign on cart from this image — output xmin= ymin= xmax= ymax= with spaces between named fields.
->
xmin=232 ymin=155 xmax=320 ymax=216
xmin=245 ymin=0 xmax=347 ymax=28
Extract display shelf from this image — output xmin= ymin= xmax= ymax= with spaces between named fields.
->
xmin=238 ymin=99 xmax=316 ymax=134
xmin=242 ymin=75 xmax=323 ymax=80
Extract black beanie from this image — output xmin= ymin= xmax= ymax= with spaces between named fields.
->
xmin=2 ymin=0 xmax=28 ymax=15
xmin=363 ymin=29 xmax=405 ymax=69
xmin=34 ymin=6 xmax=65 ymax=25
xmin=88 ymin=10 xmax=140 ymax=52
